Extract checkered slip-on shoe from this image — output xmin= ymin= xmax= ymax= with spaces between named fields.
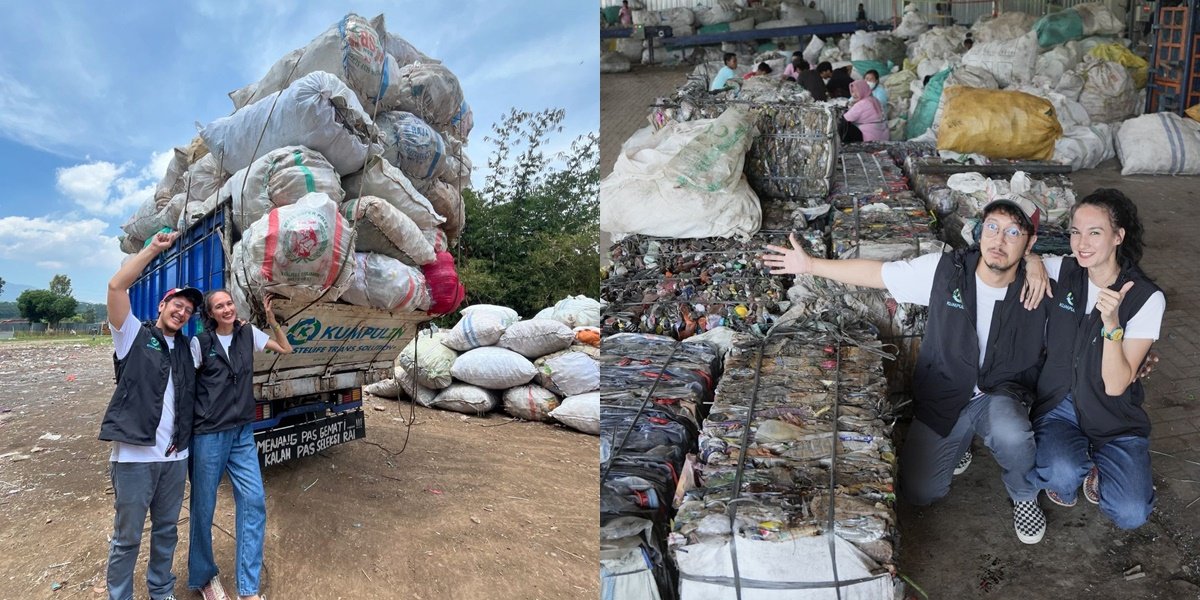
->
xmin=1083 ymin=466 xmax=1100 ymax=505
xmin=1014 ymin=499 xmax=1046 ymax=544
xmin=953 ymin=449 xmax=973 ymax=476
xmin=198 ymin=577 xmax=230 ymax=600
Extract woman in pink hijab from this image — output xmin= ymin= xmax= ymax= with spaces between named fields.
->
xmin=843 ymin=79 xmax=889 ymax=142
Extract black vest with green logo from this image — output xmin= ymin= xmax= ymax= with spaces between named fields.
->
xmin=913 ymin=249 xmax=1048 ymax=437
xmin=100 ymin=322 xmax=195 ymax=450
xmin=1034 ymin=257 xmax=1161 ymax=446
xmin=195 ymin=324 xmax=257 ymax=435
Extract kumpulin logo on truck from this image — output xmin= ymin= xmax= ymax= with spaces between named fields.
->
xmin=286 ymin=317 xmax=407 ymax=354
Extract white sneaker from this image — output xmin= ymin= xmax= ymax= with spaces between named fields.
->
xmin=1013 ymin=499 xmax=1046 ymax=544
xmin=953 ymin=449 xmax=973 ymax=476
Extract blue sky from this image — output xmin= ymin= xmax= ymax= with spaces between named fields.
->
xmin=0 ymin=0 xmax=599 ymax=303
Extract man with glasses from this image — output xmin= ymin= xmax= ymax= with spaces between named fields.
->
xmin=763 ymin=199 xmax=1051 ymax=544
xmin=101 ymin=230 xmax=202 ymax=600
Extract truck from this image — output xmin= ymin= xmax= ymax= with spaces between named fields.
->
xmin=129 ymin=202 xmax=431 ymax=466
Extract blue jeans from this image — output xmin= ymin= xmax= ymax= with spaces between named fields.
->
xmin=108 ymin=460 xmax=187 ymax=600
xmin=900 ymin=392 xmax=1037 ymax=505
xmin=1030 ymin=396 xmax=1155 ymax=529
xmin=188 ymin=425 xmax=267 ymax=596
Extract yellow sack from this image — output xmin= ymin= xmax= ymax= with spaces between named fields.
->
xmin=1089 ymin=43 xmax=1149 ymax=89
xmin=1187 ymin=104 xmax=1200 ymax=122
xmin=937 ymin=87 xmax=1062 ymax=160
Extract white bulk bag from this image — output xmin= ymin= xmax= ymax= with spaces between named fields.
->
xmin=431 ymin=383 xmax=497 ymax=415
xmin=340 ymin=196 xmax=436 ymax=266
xmin=225 ymin=146 xmax=343 ymax=231
xmin=549 ymin=392 xmax=600 ymax=435
xmin=1117 ymin=112 xmax=1200 ymax=175
xmin=450 ymin=347 xmax=538 ymax=389
xmin=396 ymin=331 xmax=458 ymax=389
xmin=536 ymin=351 xmax=599 ymax=396
xmin=201 ymin=71 xmax=377 ymax=176
xmin=498 ymin=319 xmax=575 ymax=358
xmin=339 ymin=155 xmax=444 ymax=231
xmin=340 ymin=253 xmax=432 ymax=311
xmin=502 ymin=385 xmax=560 ymax=422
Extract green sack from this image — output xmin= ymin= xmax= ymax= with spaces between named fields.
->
xmin=852 ymin=60 xmax=891 ymax=78
xmin=906 ymin=67 xmax=951 ymax=140
xmin=602 ymin=6 xmax=622 ymax=26
xmin=1034 ymin=9 xmax=1085 ymax=48
xmin=699 ymin=22 xmax=731 ymax=35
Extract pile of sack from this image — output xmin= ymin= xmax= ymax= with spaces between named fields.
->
xmin=365 ymin=298 xmax=603 ymax=435
xmin=118 ymin=13 xmax=473 ymax=315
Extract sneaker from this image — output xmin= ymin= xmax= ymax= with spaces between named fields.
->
xmin=199 ymin=577 xmax=230 ymax=600
xmin=1044 ymin=489 xmax=1077 ymax=507
xmin=1083 ymin=466 xmax=1100 ymax=505
xmin=1013 ymin=499 xmax=1046 ymax=544
xmin=953 ymin=449 xmax=973 ymax=476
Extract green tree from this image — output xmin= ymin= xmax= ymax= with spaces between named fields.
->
xmin=16 ymin=290 xmax=78 ymax=327
xmin=81 ymin=307 xmax=97 ymax=323
xmin=457 ymin=108 xmax=598 ymax=318
xmin=0 ymin=276 xmax=5 ymax=297
xmin=49 ymin=274 xmax=72 ymax=297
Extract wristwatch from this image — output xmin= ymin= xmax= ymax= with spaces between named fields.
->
xmin=1101 ymin=325 xmax=1124 ymax=342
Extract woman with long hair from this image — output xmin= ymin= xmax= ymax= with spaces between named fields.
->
xmin=1028 ymin=189 xmax=1165 ymax=529
xmin=187 ymin=291 xmax=292 ymax=600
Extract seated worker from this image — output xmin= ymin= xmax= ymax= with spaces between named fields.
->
xmin=864 ymin=69 xmax=889 ymax=106
xmin=710 ymin=52 xmax=739 ymax=93
xmin=827 ymin=61 xmax=854 ymax=98
xmin=743 ymin=62 xmax=773 ymax=80
xmin=841 ymin=79 xmax=889 ymax=142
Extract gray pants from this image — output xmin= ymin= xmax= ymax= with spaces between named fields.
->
xmin=107 ymin=460 xmax=187 ymax=600
xmin=899 ymin=392 xmax=1037 ymax=505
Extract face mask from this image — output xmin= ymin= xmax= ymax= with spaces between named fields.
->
xmin=868 ymin=81 xmax=877 ymax=90
xmin=822 ymin=77 xmax=831 ymax=84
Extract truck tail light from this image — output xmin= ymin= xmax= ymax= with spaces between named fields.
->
xmin=341 ymin=388 xmax=361 ymax=404
xmin=255 ymin=403 xmax=272 ymax=421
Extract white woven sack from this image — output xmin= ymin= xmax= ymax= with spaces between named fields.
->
xmin=431 ymin=383 xmax=497 ymax=415
xmin=498 ymin=319 xmax=575 ymax=358
xmin=340 ymin=196 xmax=436 ymax=266
xmin=461 ymin=304 xmax=521 ymax=323
xmin=450 ymin=347 xmax=537 ymax=389
xmin=228 ymin=193 xmax=356 ymax=303
xmin=340 ymin=253 xmax=432 ymax=311
xmin=550 ymin=392 xmax=600 ymax=435
xmin=200 ymin=71 xmax=377 ymax=176
xmin=442 ymin=310 xmax=512 ymax=351
xmin=549 ymin=295 xmax=602 ymax=328
xmin=1117 ymin=112 xmax=1200 ymax=175
xmin=225 ymin=146 xmax=343 ymax=231
xmin=229 ymin=14 xmax=391 ymax=114
xmin=394 ymin=366 xmax=438 ymax=407
xmin=396 ymin=331 xmax=458 ymax=389
xmin=502 ymin=385 xmax=560 ymax=422
xmin=536 ymin=352 xmax=599 ymax=396
xmin=341 ymin=155 xmax=445 ymax=231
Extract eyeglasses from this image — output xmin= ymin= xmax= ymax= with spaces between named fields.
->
xmin=981 ymin=221 xmax=1026 ymax=241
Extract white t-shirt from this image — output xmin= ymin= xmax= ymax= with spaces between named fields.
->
xmin=881 ymin=253 xmax=1015 ymax=392
xmin=217 ymin=324 xmax=273 ymax=355
xmin=109 ymin=309 xmax=199 ymax=463
xmin=1043 ymin=256 xmax=1165 ymax=340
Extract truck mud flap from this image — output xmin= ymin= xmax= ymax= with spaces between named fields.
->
xmin=254 ymin=409 xmax=366 ymax=467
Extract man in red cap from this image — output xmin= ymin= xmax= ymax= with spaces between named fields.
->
xmin=101 ymin=230 xmax=202 ymax=600
xmin=763 ymin=198 xmax=1052 ymax=545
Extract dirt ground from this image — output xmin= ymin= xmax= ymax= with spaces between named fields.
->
xmin=0 ymin=340 xmax=599 ymax=600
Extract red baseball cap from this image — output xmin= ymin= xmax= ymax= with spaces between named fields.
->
xmin=161 ymin=287 xmax=203 ymax=309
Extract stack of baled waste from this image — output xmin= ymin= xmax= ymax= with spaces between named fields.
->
xmin=670 ymin=321 xmax=899 ymax=599
xmin=366 ymin=299 xmax=602 ymax=435
xmin=118 ymin=13 xmax=472 ymax=317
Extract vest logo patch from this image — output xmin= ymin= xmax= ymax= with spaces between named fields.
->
xmin=1058 ymin=291 xmax=1076 ymax=313
xmin=946 ymin=288 xmax=965 ymax=310
xmin=146 ymin=337 xmax=162 ymax=351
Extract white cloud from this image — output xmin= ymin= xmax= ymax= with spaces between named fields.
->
xmin=55 ymin=155 xmax=164 ymax=217
xmin=0 ymin=216 xmax=125 ymax=273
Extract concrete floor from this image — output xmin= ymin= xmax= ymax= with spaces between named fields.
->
xmin=601 ymin=67 xmax=1200 ymax=599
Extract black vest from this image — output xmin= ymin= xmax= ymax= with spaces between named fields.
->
xmin=913 ymin=249 xmax=1048 ymax=437
xmin=1034 ymin=257 xmax=1161 ymax=447
xmin=100 ymin=322 xmax=195 ymax=451
xmin=195 ymin=324 xmax=257 ymax=435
